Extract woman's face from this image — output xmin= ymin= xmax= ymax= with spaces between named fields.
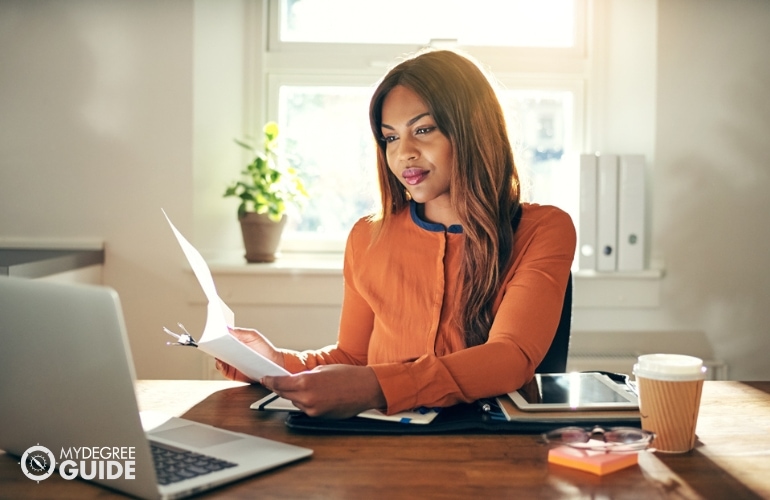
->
xmin=380 ymin=85 xmax=454 ymax=210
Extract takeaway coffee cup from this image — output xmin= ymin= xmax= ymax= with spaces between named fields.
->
xmin=633 ymin=354 xmax=707 ymax=453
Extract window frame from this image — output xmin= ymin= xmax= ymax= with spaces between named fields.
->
xmin=266 ymin=0 xmax=587 ymax=59
xmin=257 ymin=0 xmax=590 ymax=254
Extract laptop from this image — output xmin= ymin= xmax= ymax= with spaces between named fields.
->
xmin=0 ymin=277 xmax=312 ymax=499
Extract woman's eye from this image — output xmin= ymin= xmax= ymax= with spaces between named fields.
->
xmin=415 ymin=126 xmax=435 ymax=135
xmin=380 ymin=135 xmax=397 ymax=144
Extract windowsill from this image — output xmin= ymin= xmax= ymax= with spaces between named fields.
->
xmin=207 ymin=252 xmax=663 ymax=278
xmin=201 ymin=253 xmax=664 ymax=309
xmin=206 ymin=252 xmax=344 ymax=276
xmin=574 ymin=268 xmax=664 ymax=279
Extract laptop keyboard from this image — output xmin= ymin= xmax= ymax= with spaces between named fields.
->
xmin=150 ymin=441 xmax=238 ymax=485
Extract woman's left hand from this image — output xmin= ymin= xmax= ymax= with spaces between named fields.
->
xmin=261 ymin=365 xmax=386 ymax=419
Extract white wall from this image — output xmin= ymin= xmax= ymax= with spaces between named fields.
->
xmin=2 ymin=0 xmax=769 ymax=381
xmin=0 ymin=0 xmax=209 ymax=378
xmin=653 ymin=0 xmax=770 ymax=379
xmin=572 ymin=0 xmax=770 ymax=381
xmin=192 ymin=0 xmax=252 ymax=259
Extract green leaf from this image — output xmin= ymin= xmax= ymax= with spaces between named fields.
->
xmin=226 ymin=120 xmax=307 ymax=219
xmin=234 ymin=138 xmax=255 ymax=152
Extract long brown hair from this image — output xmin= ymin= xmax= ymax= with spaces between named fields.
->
xmin=368 ymin=49 xmax=520 ymax=347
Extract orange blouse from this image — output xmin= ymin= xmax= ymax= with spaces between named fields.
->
xmin=282 ymin=202 xmax=576 ymax=414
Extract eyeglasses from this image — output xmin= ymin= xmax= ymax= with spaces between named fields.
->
xmin=542 ymin=426 xmax=655 ymax=452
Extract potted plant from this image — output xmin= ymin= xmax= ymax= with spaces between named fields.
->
xmin=224 ymin=121 xmax=308 ymax=263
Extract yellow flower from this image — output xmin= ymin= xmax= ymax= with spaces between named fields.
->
xmin=263 ymin=121 xmax=279 ymax=141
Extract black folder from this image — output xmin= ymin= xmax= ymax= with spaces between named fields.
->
xmin=284 ymin=398 xmax=641 ymax=435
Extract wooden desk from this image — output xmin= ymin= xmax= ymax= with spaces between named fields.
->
xmin=2 ymin=381 xmax=769 ymax=499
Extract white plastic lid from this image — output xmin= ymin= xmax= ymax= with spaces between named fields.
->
xmin=633 ymin=353 xmax=707 ymax=381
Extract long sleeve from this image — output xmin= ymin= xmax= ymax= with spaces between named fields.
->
xmin=371 ymin=206 xmax=575 ymax=412
xmin=282 ymin=203 xmax=576 ymax=415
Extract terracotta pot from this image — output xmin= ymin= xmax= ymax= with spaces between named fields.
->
xmin=238 ymin=213 xmax=287 ymax=263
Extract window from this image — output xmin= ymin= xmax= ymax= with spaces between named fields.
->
xmin=261 ymin=0 xmax=587 ymax=252
xmin=499 ymin=88 xmax=580 ymax=221
xmin=280 ymin=0 xmax=574 ymax=47
xmin=277 ymin=84 xmax=378 ymax=239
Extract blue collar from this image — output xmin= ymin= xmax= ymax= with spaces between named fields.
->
xmin=409 ymin=201 xmax=463 ymax=234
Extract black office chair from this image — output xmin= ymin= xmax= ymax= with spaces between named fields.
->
xmin=535 ymin=272 xmax=572 ymax=374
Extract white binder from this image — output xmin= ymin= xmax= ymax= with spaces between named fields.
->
xmin=597 ymin=154 xmax=619 ymax=272
xmin=617 ymin=155 xmax=646 ymax=271
xmin=579 ymin=154 xmax=598 ymax=270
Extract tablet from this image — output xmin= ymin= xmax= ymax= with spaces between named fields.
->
xmin=508 ymin=372 xmax=639 ymax=412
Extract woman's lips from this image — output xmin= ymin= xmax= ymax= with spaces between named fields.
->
xmin=402 ymin=168 xmax=428 ymax=186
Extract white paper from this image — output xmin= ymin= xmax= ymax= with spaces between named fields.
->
xmin=250 ymin=395 xmax=441 ymax=425
xmin=162 ymin=209 xmax=290 ymax=379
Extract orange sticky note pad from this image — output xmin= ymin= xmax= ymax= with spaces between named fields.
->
xmin=547 ymin=446 xmax=639 ymax=476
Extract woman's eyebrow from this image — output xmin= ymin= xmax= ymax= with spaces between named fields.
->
xmin=381 ymin=112 xmax=432 ymax=130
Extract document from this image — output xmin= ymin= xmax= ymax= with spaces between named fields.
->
xmin=163 ymin=210 xmax=290 ymax=380
xmin=251 ymin=393 xmax=441 ymax=425
xmin=495 ymin=396 xmax=640 ymax=424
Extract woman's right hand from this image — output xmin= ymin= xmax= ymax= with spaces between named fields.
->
xmin=214 ymin=326 xmax=285 ymax=383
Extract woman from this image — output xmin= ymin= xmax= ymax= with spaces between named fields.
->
xmin=217 ymin=49 xmax=576 ymax=419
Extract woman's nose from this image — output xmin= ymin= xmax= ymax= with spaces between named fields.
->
xmin=396 ymin=136 xmax=419 ymax=162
